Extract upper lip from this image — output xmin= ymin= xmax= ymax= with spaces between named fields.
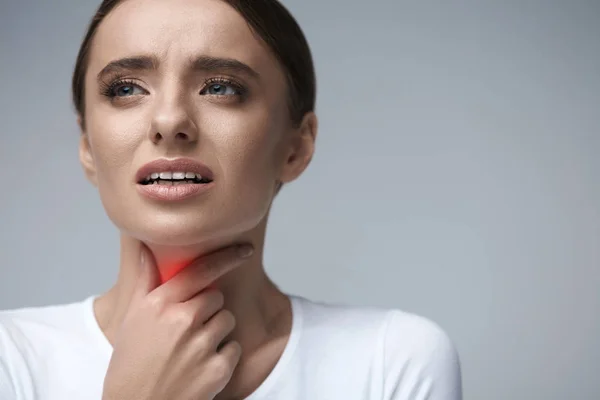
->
xmin=135 ymin=158 xmax=215 ymax=183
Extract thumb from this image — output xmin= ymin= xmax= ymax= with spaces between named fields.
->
xmin=133 ymin=243 xmax=161 ymax=299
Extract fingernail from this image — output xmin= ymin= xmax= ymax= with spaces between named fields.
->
xmin=237 ymin=244 xmax=254 ymax=258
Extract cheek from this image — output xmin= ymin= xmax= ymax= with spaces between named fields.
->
xmin=215 ymin=107 xmax=281 ymax=183
xmin=208 ymin=106 xmax=283 ymax=223
xmin=86 ymin=111 xmax=147 ymax=225
xmin=87 ymin=111 xmax=145 ymax=183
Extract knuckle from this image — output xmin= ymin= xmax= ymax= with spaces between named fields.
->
xmin=145 ymin=294 xmax=166 ymax=314
xmin=168 ymin=306 xmax=195 ymax=327
xmin=193 ymin=331 xmax=214 ymax=353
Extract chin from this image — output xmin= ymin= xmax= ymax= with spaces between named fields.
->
xmin=99 ymin=182 xmax=273 ymax=247
xmin=111 ymin=206 xmax=268 ymax=247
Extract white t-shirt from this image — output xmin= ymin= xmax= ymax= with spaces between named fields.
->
xmin=0 ymin=294 xmax=462 ymax=399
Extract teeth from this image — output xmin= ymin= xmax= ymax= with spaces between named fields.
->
xmin=144 ymin=172 xmax=206 ymax=183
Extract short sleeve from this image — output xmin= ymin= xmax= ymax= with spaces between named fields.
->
xmin=382 ymin=310 xmax=462 ymax=400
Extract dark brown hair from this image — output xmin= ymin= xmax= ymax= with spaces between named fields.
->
xmin=71 ymin=0 xmax=316 ymax=130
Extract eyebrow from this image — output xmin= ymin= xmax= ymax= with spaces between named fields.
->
xmin=96 ymin=54 xmax=260 ymax=83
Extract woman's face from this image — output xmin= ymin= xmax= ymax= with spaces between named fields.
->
xmin=80 ymin=0 xmax=315 ymax=246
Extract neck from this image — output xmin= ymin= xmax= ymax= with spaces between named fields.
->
xmin=94 ymin=217 xmax=290 ymax=357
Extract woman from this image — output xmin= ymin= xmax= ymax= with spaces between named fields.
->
xmin=0 ymin=0 xmax=462 ymax=399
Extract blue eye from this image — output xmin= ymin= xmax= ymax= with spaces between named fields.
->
xmin=201 ymin=78 xmax=245 ymax=97
xmin=206 ymin=83 xmax=238 ymax=95
xmin=113 ymin=83 xmax=144 ymax=97
xmin=101 ymin=79 xmax=146 ymax=99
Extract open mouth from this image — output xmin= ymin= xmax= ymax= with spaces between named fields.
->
xmin=139 ymin=172 xmax=214 ymax=186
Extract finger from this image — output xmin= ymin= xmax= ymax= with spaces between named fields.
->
xmin=202 ymin=309 xmax=236 ymax=351
xmin=152 ymin=244 xmax=253 ymax=304
xmin=216 ymin=340 xmax=242 ymax=364
xmin=177 ymin=289 xmax=225 ymax=328
xmin=208 ymin=340 xmax=242 ymax=393
xmin=133 ymin=243 xmax=162 ymax=300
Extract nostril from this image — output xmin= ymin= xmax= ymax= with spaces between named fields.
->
xmin=150 ymin=132 xmax=192 ymax=142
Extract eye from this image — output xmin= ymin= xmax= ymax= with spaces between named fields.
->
xmin=206 ymin=83 xmax=237 ymax=95
xmin=112 ymin=83 xmax=145 ymax=97
xmin=100 ymin=79 xmax=147 ymax=99
xmin=200 ymin=78 xmax=245 ymax=97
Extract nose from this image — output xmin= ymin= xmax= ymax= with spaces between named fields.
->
xmin=148 ymin=91 xmax=198 ymax=146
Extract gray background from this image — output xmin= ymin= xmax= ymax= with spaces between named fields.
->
xmin=1 ymin=0 xmax=599 ymax=399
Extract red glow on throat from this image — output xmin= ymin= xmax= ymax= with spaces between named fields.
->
xmin=158 ymin=259 xmax=218 ymax=291
xmin=159 ymin=260 xmax=189 ymax=284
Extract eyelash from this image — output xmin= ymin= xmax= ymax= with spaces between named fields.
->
xmin=100 ymin=78 xmax=139 ymax=98
xmin=99 ymin=77 xmax=247 ymax=99
xmin=202 ymin=77 xmax=246 ymax=96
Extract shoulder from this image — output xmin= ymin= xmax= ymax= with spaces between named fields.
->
xmin=0 ymin=297 xmax=93 ymax=345
xmin=294 ymin=297 xmax=462 ymax=399
xmin=382 ymin=310 xmax=462 ymax=399
xmin=300 ymin=298 xmax=461 ymax=372
xmin=0 ymin=297 xmax=97 ymax=399
xmin=383 ymin=309 xmax=459 ymax=364
xmin=295 ymin=295 xmax=458 ymax=353
xmin=293 ymin=296 xmax=392 ymax=343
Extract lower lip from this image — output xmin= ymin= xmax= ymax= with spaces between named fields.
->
xmin=137 ymin=182 xmax=214 ymax=201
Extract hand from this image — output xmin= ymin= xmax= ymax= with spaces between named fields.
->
xmin=101 ymin=242 xmax=254 ymax=400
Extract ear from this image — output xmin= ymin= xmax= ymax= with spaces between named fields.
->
xmin=78 ymin=116 xmax=98 ymax=187
xmin=279 ymin=112 xmax=318 ymax=184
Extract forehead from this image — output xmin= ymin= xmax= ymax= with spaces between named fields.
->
xmin=88 ymin=0 xmax=278 ymax=77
